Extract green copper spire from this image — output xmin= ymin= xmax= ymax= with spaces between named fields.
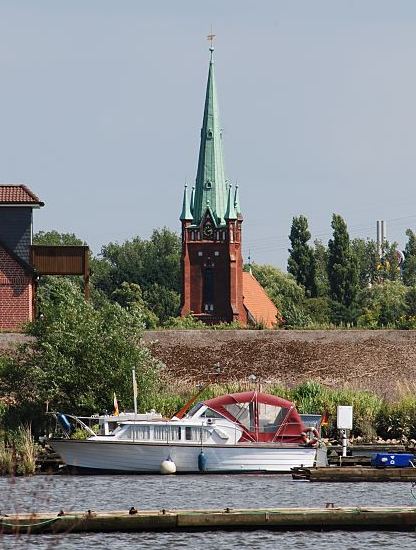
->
xmin=180 ymin=184 xmax=193 ymax=221
xmin=225 ymin=183 xmax=237 ymax=220
xmin=192 ymin=48 xmax=228 ymax=226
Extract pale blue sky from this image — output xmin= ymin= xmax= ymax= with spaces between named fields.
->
xmin=1 ymin=1 xmax=416 ymax=266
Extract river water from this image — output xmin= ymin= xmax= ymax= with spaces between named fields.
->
xmin=1 ymin=474 xmax=416 ymax=549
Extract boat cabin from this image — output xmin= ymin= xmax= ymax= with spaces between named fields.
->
xmin=103 ymin=391 xmax=308 ymax=446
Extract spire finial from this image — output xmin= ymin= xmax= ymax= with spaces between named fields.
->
xmin=207 ymin=29 xmax=215 ymax=60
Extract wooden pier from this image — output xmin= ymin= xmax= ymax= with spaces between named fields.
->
xmin=2 ymin=507 xmax=416 ymax=534
xmin=292 ymin=466 xmax=416 ymax=482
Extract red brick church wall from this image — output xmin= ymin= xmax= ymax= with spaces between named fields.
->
xmin=0 ymin=246 xmax=33 ymax=330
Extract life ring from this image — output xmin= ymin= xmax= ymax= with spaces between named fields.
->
xmin=301 ymin=427 xmax=319 ymax=446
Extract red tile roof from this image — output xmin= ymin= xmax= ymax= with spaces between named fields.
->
xmin=243 ymin=271 xmax=279 ymax=329
xmin=0 ymin=184 xmax=44 ymax=206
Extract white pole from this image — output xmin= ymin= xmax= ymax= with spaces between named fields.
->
xmin=342 ymin=430 xmax=348 ymax=457
xmin=132 ymin=368 xmax=138 ymax=417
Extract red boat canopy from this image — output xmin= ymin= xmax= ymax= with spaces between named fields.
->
xmin=204 ymin=391 xmax=306 ymax=443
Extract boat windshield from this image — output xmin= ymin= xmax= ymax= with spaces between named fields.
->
xmin=186 ymin=402 xmax=204 ymax=418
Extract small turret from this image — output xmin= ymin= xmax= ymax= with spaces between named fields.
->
xmin=224 ymin=184 xmax=237 ymax=221
xmin=180 ymin=184 xmax=193 ymax=221
xmin=234 ymin=184 xmax=241 ymax=216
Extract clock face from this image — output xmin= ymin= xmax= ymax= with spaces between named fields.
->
xmin=203 ymin=222 xmax=214 ymax=239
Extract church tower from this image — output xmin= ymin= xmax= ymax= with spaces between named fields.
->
xmin=180 ymin=48 xmax=247 ymax=324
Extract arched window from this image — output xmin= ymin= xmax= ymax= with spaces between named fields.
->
xmin=203 ymin=267 xmax=214 ymax=312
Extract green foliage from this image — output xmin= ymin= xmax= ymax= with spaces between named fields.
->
xmin=93 ymin=227 xmax=181 ymax=324
xmin=163 ymin=314 xmax=207 ymax=329
xmin=0 ymin=278 xmax=160 ymax=430
xmin=33 ymin=230 xmax=86 ymax=246
xmin=377 ymin=241 xmax=401 ymax=282
xmin=357 ymin=281 xmax=407 ymax=328
xmin=143 ymin=283 xmax=180 ymax=323
xmin=403 ymin=229 xmax=416 ymax=286
xmin=112 ymin=282 xmax=158 ymax=328
xmin=288 ymin=215 xmax=316 ymax=297
xmin=327 ymin=214 xmax=359 ymax=308
xmin=251 ymin=264 xmax=304 ymax=316
xmin=303 ymin=297 xmax=331 ymax=325
xmin=351 ymin=238 xmax=378 ymax=289
xmin=313 ymin=240 xmax=329 ymax=297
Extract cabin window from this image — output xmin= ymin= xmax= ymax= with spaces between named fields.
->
xmin=128 ymin=426 xmax=151 ymax=440
xmin=184 ymin=426 xmax=209 ymax=442
xmin=153 ymin=425 xmax=167 ymax=440
xmin=201 ymin=408 xmax=224 ymax=419
xmin=223 ymin=402 xmax=255 ymax=431
xmin=152 ymin=425 xmax=182 ymax=441
xmin=258 ymin=404 xmax=288 ymax=433
xmin=169 ymin=426 xmax=181 ymax=441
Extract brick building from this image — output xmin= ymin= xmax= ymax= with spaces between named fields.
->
xmin=180 ymin=49 xmax=278 ymax=327
xmin=0 ymin=185 xmax=44 ymax=330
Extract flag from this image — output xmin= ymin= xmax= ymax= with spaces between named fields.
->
xmin=321 ymin=411 xmax=329 ymax=427
xmin=113 ymin=392 xmax=119 ymax=416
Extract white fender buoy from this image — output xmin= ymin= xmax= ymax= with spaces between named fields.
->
xmin=160 ymin=458 xmax=177 ymax=474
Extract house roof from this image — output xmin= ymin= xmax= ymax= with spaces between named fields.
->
xmin=0 ymin=184 xmax=44 ymax=207
xmin=242 ymin=271 xmax=279 ymax=328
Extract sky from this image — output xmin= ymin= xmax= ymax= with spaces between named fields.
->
xmin=2 ymin=1 xmax=416 ymax=267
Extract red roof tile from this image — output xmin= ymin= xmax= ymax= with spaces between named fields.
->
xmin=243 ymin=271 xmax=279 ymax=328
xmin=0 ymin=184 xmax=44 ymax=206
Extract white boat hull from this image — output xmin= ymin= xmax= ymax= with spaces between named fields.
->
xmin=51 ymin=440 xmax=316 ymax=473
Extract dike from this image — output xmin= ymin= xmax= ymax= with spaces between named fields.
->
xmin=142 ymin=329 xmax=416 ymax=395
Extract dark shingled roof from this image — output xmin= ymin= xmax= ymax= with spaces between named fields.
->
xmin=0 ymin=184 xmax=44 ymax=206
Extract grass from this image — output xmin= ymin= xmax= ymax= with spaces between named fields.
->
xmin=0 ymin=425 xmax=38 ymax=476
xmin=149 ymin=379 xmax=416 ymax=443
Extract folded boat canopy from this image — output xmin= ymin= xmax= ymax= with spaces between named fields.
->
xmin=203 ymin=391 xmax=306 ymax=443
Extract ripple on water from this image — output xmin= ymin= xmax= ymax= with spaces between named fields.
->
xmin=0 ymin=474 xmax=416 ymax=549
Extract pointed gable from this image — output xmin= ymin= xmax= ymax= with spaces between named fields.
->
xmin=242 ymin=271 xmax=279 ymax=328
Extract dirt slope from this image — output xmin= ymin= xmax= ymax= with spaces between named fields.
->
xmin=142 ymin=330 xmax=416 ymax=395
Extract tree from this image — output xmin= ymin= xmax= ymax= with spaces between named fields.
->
xmin=357 ymin=281 xmax=407 ymax=328
xmin=0 ymin=278 xmax=161 ymax=430
xmin=250 ymin=264 xmax=308 ymax=326
xmin=313 ymin=240 xmax=329 ymax=297
xmin=327 ymin=214 xmax=358 ymax=307
xmin=93 ymin=227 xmax=181 ymax=324
xmin=351 ymin=238 xmax=378 ymax=289
xmin=34 ymin=230 xmax=85 ymax=246
xmin=288 ymin=215 xmax=316 ymax=297
xmin=403 ymin=229 xmax=416 ymax=286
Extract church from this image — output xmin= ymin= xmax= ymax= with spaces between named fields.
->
xmin=180 ymin=48 xmax=278 ymax=328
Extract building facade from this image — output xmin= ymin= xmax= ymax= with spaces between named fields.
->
xmin=0 ymin=185 xmax=44 ymax=330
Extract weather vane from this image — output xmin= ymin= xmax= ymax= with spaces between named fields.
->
xmin=207 ymin=30 xmax=216 ymax=50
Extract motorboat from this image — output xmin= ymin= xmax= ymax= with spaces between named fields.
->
xmin=51 ymin=391 xmax=321 ymax=474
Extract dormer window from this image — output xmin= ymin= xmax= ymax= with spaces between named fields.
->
xmin=207 ymin=129 xmax=213 ymax=139
xmin=205 ymin=180 xmax=212 ymax=189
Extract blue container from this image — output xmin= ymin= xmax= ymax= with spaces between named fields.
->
xmin=371 ymin=453 xmax=414 ymax=468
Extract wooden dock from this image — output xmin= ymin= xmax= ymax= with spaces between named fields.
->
xmin=2 ymin=507 xmax=416 ymax=533
xmin=292 ymin=466 xmax=416 ymax=482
